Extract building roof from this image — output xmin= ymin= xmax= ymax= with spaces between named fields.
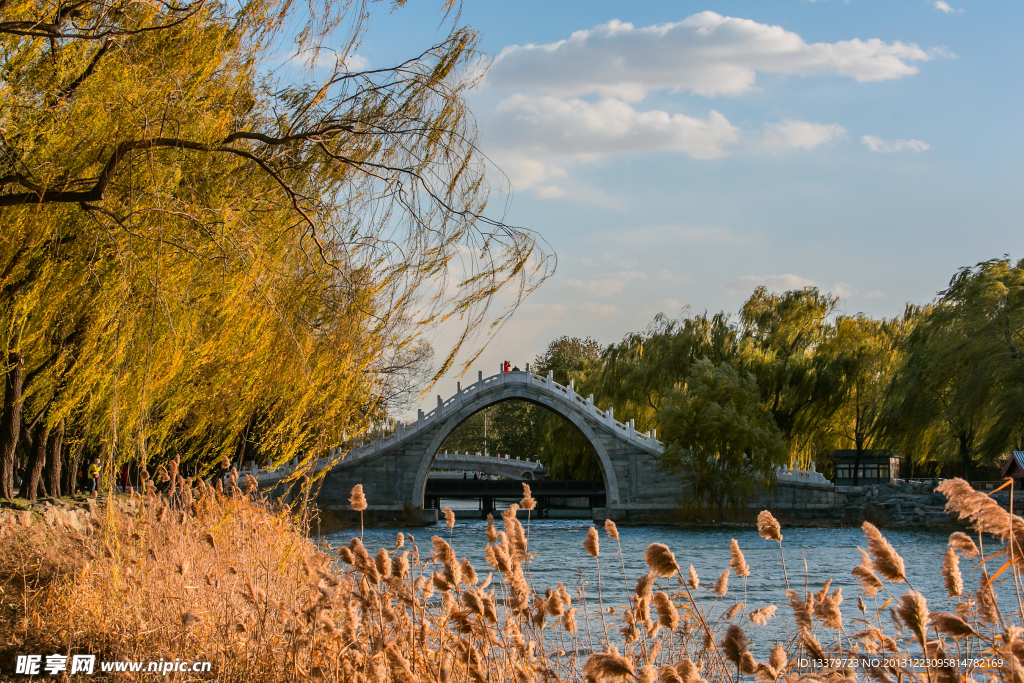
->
xmin=1001 ymin=451 xmax=1024 ymax=478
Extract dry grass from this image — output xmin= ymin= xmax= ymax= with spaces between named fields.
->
xmin=2 ymin=477 xmax=1024 ymax=682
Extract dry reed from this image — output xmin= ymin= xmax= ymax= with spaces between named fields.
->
xmin=2 ymin=478 xmax=1023 ymax=683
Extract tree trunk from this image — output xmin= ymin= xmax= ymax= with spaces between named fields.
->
xmin=716 ymin=497 xmax=726 ymax=523
xmin=853 ymin=439 xmax=863 ymax=487
xmin=19 ymin=423 xmax=49 ymax=501
xmin=959 ymin=433 xmax=973 ymax=481
xmin=64 ymin=431 xmax=87 ymax=496
xmin=0 ymin=350 xmax=24 ymax=500
xmin=45 ymin=418 xmax=64 ymax=498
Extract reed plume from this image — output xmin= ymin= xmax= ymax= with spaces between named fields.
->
xmin=688 ymin=565 xmax=699 ymax=590
xmin=375 ymin=547 xmax=391 ymax=577
xmin=442 ymin=507 xmax=455 ymax=528
xmin=757 ymin=511 xmax=782 ymax=542
xmin=386 ymin=644 xmax=418 ymax=683
xmin=931 ymin=612 xmax=977 ymax=638
xmin=948 ymin=530 xmax=979 ymax=558
xmin=603 ymin=519 xmax=619 ymax=540
xmin=714 ymin=570 xmax=729 ymax=597
xmin=799 ymin=630 xmax=827 ymax=662
xmin=729 ymin=539 xmax=750 ymax=578
xmin=896 ymin=591 xmax=929 ymax=651
xmin=785 ymin=589 xmax=813 ymax=632
xmin=749 ymin=605 xmax=776 ymax=626
xmin=349 ymin=484 xmax=367 ymax=511
xmin=645 ymin=543 xmax=679 ymax=578
xmin=852 ymin=548 xmax=884 ymax=597
xmin=941 ymin=547 xmax=963 ymax=598
xmin=486 ymin=514 xmax=498 ymax=543
xmin=635 ymin=572 xmax=656 ymax=602
xmin=721 ymin=624 xmax=749 ymax=667
xmin=862 ymin=522 xmax=906 ymax=583
xmin=976 ymin=569 xmax=1000 ymax=624
xmin=583 ymin=646 xmax=635 ymax=683
xmin=938 ymin=478 xmax=1024 ymax=553
xmin=520 ymin=484 xmax=537 ymax=511
xmin=584 ymin=527 xmax=600 ymax=558
xmin=653 ymin=592 xmax=679 ymax=629
xmin=818 ymin=588 xmax=843 ymax=630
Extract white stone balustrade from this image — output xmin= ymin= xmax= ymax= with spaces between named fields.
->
xmin=256 ymin=369 xmax=662 ymax=485
xmin=775 ymin=463 xmax=832 ymax=487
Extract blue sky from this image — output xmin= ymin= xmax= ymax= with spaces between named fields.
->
xmin=349 ymin=0 xmax=1022 ymax=401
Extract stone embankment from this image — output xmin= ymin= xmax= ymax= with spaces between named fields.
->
xmin=0 ymin=496 xmax=99 ymax=535
xmin=756 ymin=479 xmax=1023 ymax=528
xmin=836 ymin=480 xmax=954 ymax=527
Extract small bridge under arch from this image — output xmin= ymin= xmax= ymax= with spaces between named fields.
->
xmin=428 ymin=451 xmax=545 ymax=481
xmin=258 ymin=369 xmax=680 ymax=524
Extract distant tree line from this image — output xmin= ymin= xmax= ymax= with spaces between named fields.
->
xmin=444 ymin=258 xmax=1024 ymax=515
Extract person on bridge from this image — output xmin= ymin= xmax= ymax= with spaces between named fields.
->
xmin=503 ymin=360 xmax=511 ymax=373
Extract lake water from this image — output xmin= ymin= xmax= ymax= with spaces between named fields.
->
xmin=322 ymin=517 xmax=1016 ymax=652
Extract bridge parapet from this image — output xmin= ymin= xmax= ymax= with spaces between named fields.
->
xmin=256 ymin=369 xmax=662 ymax=486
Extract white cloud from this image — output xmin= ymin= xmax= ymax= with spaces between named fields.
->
xmin=934 ymin=1 xmax=963 ymax=14
xmin=492 ymin=95 xmax=739 ymax=160
xmin=564 ymin=270 xmax=649 ymax=297
xmin=285 ymin=50 xmax=369 ymax=71
xmin=760 ymin=120 xmax=847 ymax=151
xmin=725 ymin=274 xmax=817 ymax=294
xmin=581 ymin=303 xmax=621 ymax=318
xmin=532 ymin=185 xmax=566 ymax=199
xmin=489 ymin=12 xmax=936 ymax=100
xmin=865 ymin=290 xmax=887 ymax=299
xmin=833 ymin=282 xmax=857 ymax=299
xmin=861 ymin=135 xmax=931 ymax=153
xmin=658 ymin=270 xmax=691 ymax=284
xmin=344 ymin=53 xmax=370 ymax=70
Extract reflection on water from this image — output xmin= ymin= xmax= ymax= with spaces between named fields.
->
xmin=323 ymin=518 xmax=1012 ymax=648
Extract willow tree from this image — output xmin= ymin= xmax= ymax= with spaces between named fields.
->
xmin=660 ymin=358 xmax=787 ymax=522
xmin=812 ymin=314 xmax=905 ymax=483
xmin=587 ymin=313 xmax=737 ymax=430
xmin=737 ymin=287 xmax=843 ymax=462
xmin=0 ymin=0 xmax=550 ymax=498
xmin=886 ymin=260 xmax=1024 ymax=479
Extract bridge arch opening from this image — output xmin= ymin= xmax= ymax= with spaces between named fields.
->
xmin=413 ymin=390 xmax=619 ymax=513
xmin=435 ymin=399 xmax=601 ymax=480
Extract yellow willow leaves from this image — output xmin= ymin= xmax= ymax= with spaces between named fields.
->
xmin=0 ymin=0 xmax=550 ymax=476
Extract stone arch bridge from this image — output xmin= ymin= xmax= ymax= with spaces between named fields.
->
xmin=258 ymin=369 xmax=678 ymax=523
